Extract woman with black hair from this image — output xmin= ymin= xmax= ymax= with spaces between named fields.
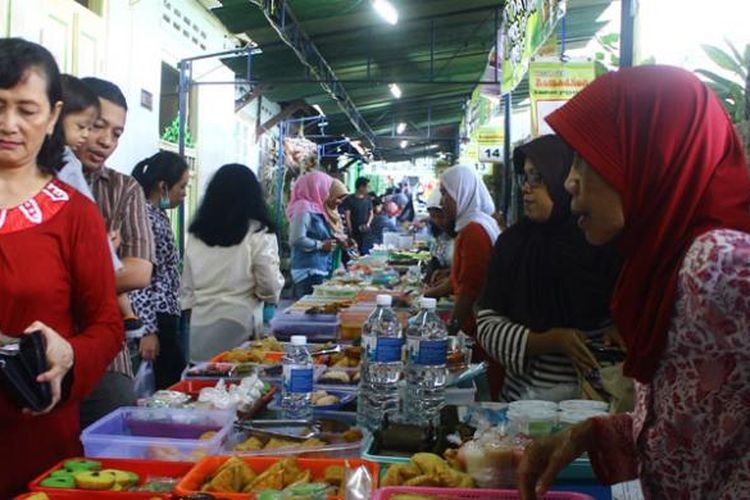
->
xmin=0 ymin=39 xmax=123 ymax=496
xmin=181 ymin=164 xmax=284 ymax=361
xmin=476 ymin=135 xmax=621 ymax=402
xmin=130 ymin=151 xmax=189 ymax=389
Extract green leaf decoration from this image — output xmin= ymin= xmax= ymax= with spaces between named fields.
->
xmin=701 ymin=44 xmax=744 ymax=77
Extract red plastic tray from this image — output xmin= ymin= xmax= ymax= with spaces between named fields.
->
xmin=27 ymin=457 xmax=193 ymax=498
xmin=175 ymin=456 xmax=379 ymax=499
xmin=372 ymin=487 xmax=594 ymax=499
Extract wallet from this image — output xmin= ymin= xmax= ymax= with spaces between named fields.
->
xmin=0 ymin=331 xmax=52 ymax=412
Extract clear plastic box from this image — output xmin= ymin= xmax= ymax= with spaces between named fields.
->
xmin=270 ymin=313 xmax=340 ymax=341
xmin=81 ymin=407 xmax=234 ymax=462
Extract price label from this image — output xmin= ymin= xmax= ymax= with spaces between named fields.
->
xmin=479 ymin=145 xmax=503 ymax=163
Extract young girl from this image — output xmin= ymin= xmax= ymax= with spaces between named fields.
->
xmin=58 ymin=74 xmax=100 ymax=203
xmin=58 ymin=75 xmax=152 ymax=355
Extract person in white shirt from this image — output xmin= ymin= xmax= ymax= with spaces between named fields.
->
xmin=181 ymin=164 xmax=284 ymax=362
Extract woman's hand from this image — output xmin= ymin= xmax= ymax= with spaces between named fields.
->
xmin=321 ymin=239 xmax=336 ymax=252
xmin=518 ymin=420 xmax=595 ymax=499
xmin=24 ymin=321 xmax=74 ymax=416
xmin=139 ymin=333 xmax=160 ymax=361
xmin=547 ymin=328 xmax=599 ymax=373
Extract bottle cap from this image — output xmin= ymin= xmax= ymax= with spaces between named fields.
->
xmin=420 ymin=297 xmax=437 ymax=310
xmin=290 ymin=335 xmax=307 ymax=346
xmin=376 ymin=294 xmax=392 ymax=306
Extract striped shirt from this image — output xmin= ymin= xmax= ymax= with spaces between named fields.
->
xmin=87 ymin=166 xmax=156 ymax=377
xmin=476 ymin=309 xmax=605 ymax=401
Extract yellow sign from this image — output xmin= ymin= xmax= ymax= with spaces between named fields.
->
xmin=529 ymin=60 xmax=596 ymax=136
xmin=477 ymin=125 xmax=504 ymax=146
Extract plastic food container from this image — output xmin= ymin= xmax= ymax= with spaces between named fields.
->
xmin=558 ymin=409 xmax=608 ymax=431
xmin=175 ymin=456 xmax=380 ymax=499
xmin=558 ymin=399 xmax=610 ymax=413
xmin=81 ymin=407 xmax=234 ymax=462
xmin=270 ymin=314 xmax=339 ymax=341
xmin=28 ymin=457 xmax=193 ymax=498
xmin=372 ymin=487 xmax=593 ymax=500
xmin=507 ymin=401 xmax=558 ymax=437
xmin=226 ymin=422 xmax=364 ymax=459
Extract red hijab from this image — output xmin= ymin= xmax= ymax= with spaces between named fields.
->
xmin=546 ymin=65 xmax=750 ymax=383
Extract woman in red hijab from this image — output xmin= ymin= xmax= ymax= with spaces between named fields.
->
xmin=518 ymin=66 xmax=750 ymax=499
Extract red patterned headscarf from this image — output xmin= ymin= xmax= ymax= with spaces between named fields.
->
xmin=547 ymin=65 xmax=750 ymax=383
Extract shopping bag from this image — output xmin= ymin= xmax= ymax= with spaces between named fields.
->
xmin=134 ymin=360 xmax=155 ymax=398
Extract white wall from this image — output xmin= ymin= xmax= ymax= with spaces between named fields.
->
xmin=103 ymin=0 xmax=162 ymax=174
xmin=4 ymin=0 xmax=265 ymax=188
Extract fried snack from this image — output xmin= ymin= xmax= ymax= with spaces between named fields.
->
xmin=264 ymin=437 xmax=297 ymax=449
xmin=323 ymin=465 xmax=345 ymax=488
xmin=315 ymin=395 xmax=340 ymax=406
xmin=246 ymin=458 xmax=295 ymax=491
xmin=318 ymin=370 xmax=351 ymax=384
xmin=411 ymin=453 xmax=446 ymax=476
xmin=280 ymin=458 xmax=303 ymax=486
xmin=300 ymin=438 xmax=327 ymax=448
xmin=342 ymin=428 xmax=363 ymax=442
xmin=403 ymin=474 xmax=441 ymax=487
xmin=382 ymin=463 xmax=421 ymax=487
xmin=249 ymin=468 xmax=284 ymax=490
xmin=288 ymin=469 xmax=312 ymax=488
xmin=235 ymin=436 xmax=265 ymax=451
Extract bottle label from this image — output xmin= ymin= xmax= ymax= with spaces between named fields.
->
xmin=374 ymin=337 xmax=403 ymax=362
xmin=284 ymin=365 xmax=313 ymax=393
xmin=415 ymin=339 xmax=448 ymax=365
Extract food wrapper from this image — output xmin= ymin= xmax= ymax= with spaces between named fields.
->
xmin=344 ymin=465 xmax=373 ymax=500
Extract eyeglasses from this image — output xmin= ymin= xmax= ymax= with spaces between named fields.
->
xmin=519 ymin=170 xmax=543 ymax=188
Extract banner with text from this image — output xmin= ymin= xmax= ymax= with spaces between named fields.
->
xmin=529 ymin=59 xmax=595 ymax=136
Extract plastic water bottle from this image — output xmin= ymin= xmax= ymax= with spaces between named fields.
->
xmin=357 ymin=294 xmax=404 ymax=431
xmin=281 ymin=335 xmax=313 ymax=420
xmin=404 ymin=297 xmax=448 ymax=426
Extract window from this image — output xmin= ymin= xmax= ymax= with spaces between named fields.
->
xmin=74 ymin=0 xmax=103 ymax=16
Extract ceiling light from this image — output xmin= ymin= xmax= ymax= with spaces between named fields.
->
xmin=400 ymin=140 xmax=408 ymax=149
xmin=396 ymin=122 xmax=406 ymax=134
xmin=389 ymin=83 xmax=402 ymax=99
xmin=373 ymin=0 xmax=398 ymax=25
xmin=312 ymin=104 xmax=325 ymax=116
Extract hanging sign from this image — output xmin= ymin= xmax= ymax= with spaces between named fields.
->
xmin=479 ymin=145 xmax=503 ymax=163
xmin=529 ymin=60 xmax=596 ymax=136
xmin=501 ymin=0 xmax=566 ymax=93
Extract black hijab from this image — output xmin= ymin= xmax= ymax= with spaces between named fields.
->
xmin=478 ymin=135 xmax=621 ymax=333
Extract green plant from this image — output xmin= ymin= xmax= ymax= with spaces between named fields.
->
xmin=161 ymin=117 xmax=196 ymax=147
xmin=695 ymin=40 xmax=750 ymax=123
xmin=594 ymin=33 xmax=620 ymax=76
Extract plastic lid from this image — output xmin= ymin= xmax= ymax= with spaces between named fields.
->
xmin=420 ymin=297 xmax=437 ymax=309
xmin=290 ymin=335 xmax=308 ymax=345
xmin=376 ymin=294 xmax=392 ymax=306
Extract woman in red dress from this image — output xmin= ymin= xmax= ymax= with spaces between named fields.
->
xmin=0 ymin=39 xmax=123 ymax=496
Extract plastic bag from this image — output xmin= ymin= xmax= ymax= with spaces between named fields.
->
xmin=134 ymin=360 xmax=155 ymax=398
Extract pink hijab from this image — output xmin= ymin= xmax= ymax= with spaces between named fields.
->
xmin=286 ymin=170 xmax=334 ymax=220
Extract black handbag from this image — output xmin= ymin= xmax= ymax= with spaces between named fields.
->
xmin=0 ymin=331 xmax=52 ymax=412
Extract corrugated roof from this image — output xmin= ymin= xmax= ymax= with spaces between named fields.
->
xmin=211 ymin=0 xmax=612 ymax=157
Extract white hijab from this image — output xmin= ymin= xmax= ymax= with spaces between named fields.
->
xmin=440 ymin=165 xmax=501 ymax=243
xmin=426 ymin=187 xmax=442 ymax=209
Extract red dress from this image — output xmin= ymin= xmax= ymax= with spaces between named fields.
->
xmin=0 ymin=180 xmax=123 ymax=497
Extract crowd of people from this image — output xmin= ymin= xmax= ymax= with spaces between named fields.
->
xmin=0 ymin=36 xmax=748 ymax=499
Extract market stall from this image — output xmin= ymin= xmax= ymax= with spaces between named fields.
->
xmin=15 ymin=228 xmax=618 ymax=500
